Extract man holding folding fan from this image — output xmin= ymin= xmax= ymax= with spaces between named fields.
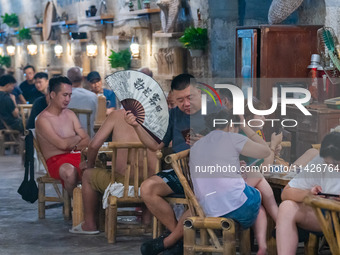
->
xmin=69 ymin=69 xmax=158 ymax=235
xmin=125 ymin=73 xmax=219 ymax=255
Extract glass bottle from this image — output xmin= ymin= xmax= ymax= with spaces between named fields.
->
xmin=307 ymin=54 xmax=321 ymax=103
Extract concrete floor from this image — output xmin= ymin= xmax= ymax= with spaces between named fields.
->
xmin=0 ymin=154 xmax=331 ymax=255
xmin=0 ymin=155 xmax=149 ymax=255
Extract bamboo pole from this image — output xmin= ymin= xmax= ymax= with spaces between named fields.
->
xmin=123 ymin=148 xmax=131 ymax=198
xmin=239 ymin=228 xmax=251 ymax=255
xmin=72 ymin=186 xmax=83 ymax=227
xmin=183 ymin=220 xmax=196 ymax=255
xmin=223 ymin=220 xmax=236 ymax=254
xmin=185 ymin=217 xmax=232 ymax=230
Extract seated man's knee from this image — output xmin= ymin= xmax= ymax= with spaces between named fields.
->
xmin=140 ymin=177 xmax=161 ymax=198
xmin=279 ymin=200 xmax=299 ymax=214
xmin=82 ymin=168 xmax=94 ymax=183
xmin=140 ymin=179 xmax=153 ymax=198
xmin=59 ymin=164 xmax=77 ymax=180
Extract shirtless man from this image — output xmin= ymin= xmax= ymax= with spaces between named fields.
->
xmin=69 ymin=109 xmax=157 ymax=234
xmin=35 ymin=76 xmax=90 ymax=195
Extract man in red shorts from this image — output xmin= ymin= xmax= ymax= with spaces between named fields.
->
xmin=35 ymin=76 xmax=90 ymax=195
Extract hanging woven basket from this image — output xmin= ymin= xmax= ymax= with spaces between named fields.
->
xmin=268 ymin=0 xmax=304 ymax=24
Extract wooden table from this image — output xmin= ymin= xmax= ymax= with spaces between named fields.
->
xmin=282 ymin=104 xmax=340 ymax=161
xmin=81 ymin=144 xmax=112 ymax=169
xmin=265 ymin=174 xmax=291 ymax=189
xmin=94 ymin=122 xmax=103 ymax=133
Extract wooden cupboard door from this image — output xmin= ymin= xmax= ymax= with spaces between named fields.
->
xmin=235 ymin=28 xmax=259 ymax=97
xmin=259 ymin=25 xmax=321 ymax=105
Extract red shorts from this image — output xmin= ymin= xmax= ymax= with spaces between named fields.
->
xmin=46 ymin=152 xmax=82 ymax=186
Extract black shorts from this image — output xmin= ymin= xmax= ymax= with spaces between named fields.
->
xmin=156 ymin=169 xmax=184 ymax=195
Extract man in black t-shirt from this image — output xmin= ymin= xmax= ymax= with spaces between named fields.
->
xmin=0 ymin=75 xmax=23 ymax=132
xmin=26 ymin=72 xmax=50 ymax=129
xmin=19 ymin=65 xmax=43 ymax=103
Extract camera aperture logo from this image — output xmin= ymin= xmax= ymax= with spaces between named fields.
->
xmin=198 ymin=82 xmax=223 ymax=108
xmin=199 ymin=84 xmax=312 ymax=128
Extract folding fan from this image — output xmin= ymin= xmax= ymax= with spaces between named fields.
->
xmin=317 ymin=27 xmax=340 ymax=84
xmin=105 ymin=70 xmax=169 ymax=143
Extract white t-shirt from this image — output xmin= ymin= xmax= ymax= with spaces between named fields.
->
xmin=288 ymin=155 xmax=340 ymax=194
xmin=68 ymin=87 xmax=97 ymax=137
xmin=189 ymin=130 xmax=249 ymax=217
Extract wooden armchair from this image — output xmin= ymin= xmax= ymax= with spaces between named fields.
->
xmin=69 ymin=108 xmax=92 ymax=137
xmin=167 ymin=149 xmax=251 ymax=255
xmin=32 ymin=132 xmax=71 ymax=220
xmin=18 ymin=104 xmax=32 ymax=132
xmin=0 ymin=118 xmax=24 ymax=155
xmin=304 ymin=195 xmax=340 ymax=254
xmin=105 ymin=142 xmax=161 ymax=243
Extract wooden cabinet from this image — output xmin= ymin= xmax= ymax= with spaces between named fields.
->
xmin=281 ymin=104 xmax=340 ymax=161
xmin=236 ymin=25 xmax=322 ymax=106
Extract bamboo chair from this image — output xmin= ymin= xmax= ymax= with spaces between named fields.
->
xmin=0 ymin=118 xmax=24 ymax=155
xmin=105 ymin=142 xmax=161 ymax=244
xmin=304 ymin=195 xmax=340 ymax=255
xmin=18 ymin=104 xmax=32 ymax=132
xmin=311 ymin=144 xmax=321 ymax=151
xmin=69 ymin=108 xmax=92 ymax=137
xmin=152 ymin=147 xmax=189 ymax=238
xmin=33 ymin=132 xmax=71 ymax=220
xmin=167 ymin=149 xmax=251 ymax=255
xmin=153 ymin=186 xmax=189 ymax=239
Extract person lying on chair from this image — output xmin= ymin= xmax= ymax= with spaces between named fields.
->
xmin=35 ymin=76 xmax=90 ymax=195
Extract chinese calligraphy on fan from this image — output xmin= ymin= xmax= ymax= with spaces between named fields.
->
xmin=134 ymin=78 xmax=163 ymax=112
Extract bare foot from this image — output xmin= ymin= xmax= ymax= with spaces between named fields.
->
xmin=81 ymin=222 xmax=97 ymax=231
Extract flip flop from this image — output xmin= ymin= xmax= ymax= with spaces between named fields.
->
xmin=69 ymin=222 xmax=99 ymax=235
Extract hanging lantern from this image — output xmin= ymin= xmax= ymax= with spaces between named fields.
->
xmin=130 ymin=36 xmax=140 ymax=58
xmin=54 ymin=42 xmax=63 ymax=57
xmin=0 ymin=44 xmax=4 ymax=56
xmin=6 ymin=44 xmax=15 ymax=56
xmin=86 ymin=39 xmax=98 ymax=57
xmin=27 ymin=41 xmax=38 ymax=55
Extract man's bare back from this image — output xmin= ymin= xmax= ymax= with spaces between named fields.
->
xmin=89 ymin=109 xmax=158 ymax=177
xmin=109 ymin=110 xmax=158 ymax=177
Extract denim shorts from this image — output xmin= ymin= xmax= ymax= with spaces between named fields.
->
xmin=221 ymin=184 xmax=261 ymax=229
xmin=156 ymin=169 xmax=184 ymax=195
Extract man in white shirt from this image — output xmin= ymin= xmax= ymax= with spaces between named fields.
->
xmin=67 ymin=67 xmax=97 ymax=137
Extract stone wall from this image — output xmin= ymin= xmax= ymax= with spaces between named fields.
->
xmin=0 ymin=0 xmax=338 ymax=90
